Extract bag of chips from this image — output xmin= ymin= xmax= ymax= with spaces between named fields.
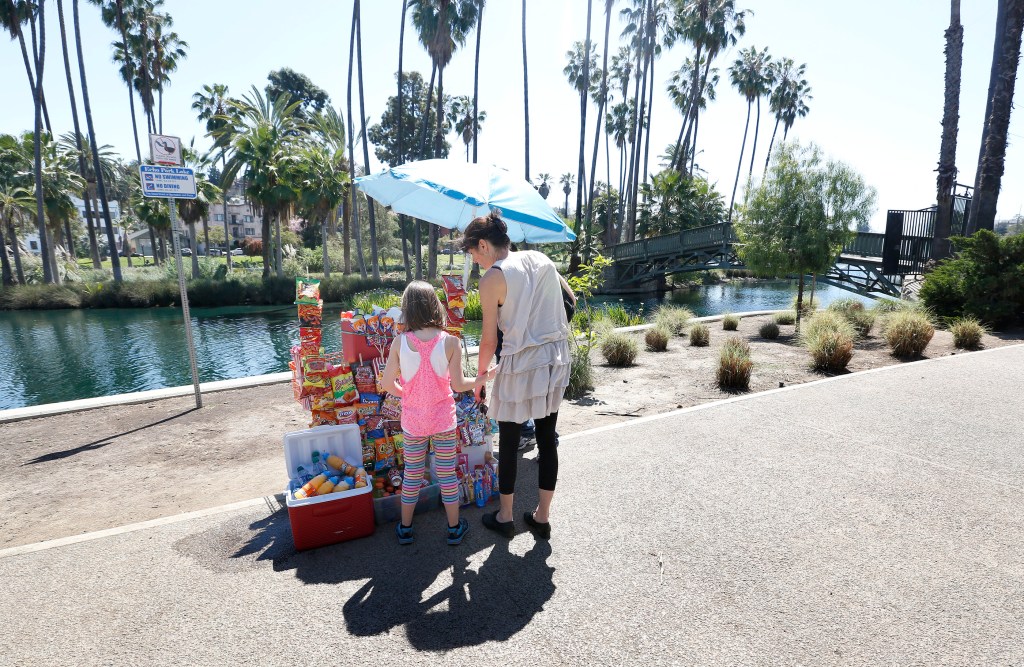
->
xmin=354 ymin=365 xmax=377 ymax=395
xmin=374 ymin=435 xmax=396 ymax=470
xmin=298 ymin=304 xmax=323 ymax=328
xmin=380 ymin=394 xmax=402 ymax=419
xmin=299 ymin=327 xmax=322 ymax=357
xmin=335 ymin=408 xmax=358 ymax=425
xmin=295 ymin=278 xmax=321 ymax=305
xmin=330 ymin=366 xmax=359 ymax=405
xmin=442 ymin=275 xmax=467 ymax=297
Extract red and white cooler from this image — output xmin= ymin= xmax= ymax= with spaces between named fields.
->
xmin=283 ymin=424 xmax=375 ymax=550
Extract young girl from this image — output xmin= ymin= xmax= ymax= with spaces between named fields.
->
xmin=382 ymin=281 xmax=496 ymax=545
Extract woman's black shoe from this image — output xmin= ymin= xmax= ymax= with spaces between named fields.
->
xmin=523 ymin=512 xmax=551 ymax=539
xmin=482 ymin=511 xmax=515 ymax=538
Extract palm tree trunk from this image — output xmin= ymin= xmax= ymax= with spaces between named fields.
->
xmin=623 ymin=51 xmax=642 ymax=242
xmin=202 ymin=215 xmax=210 ymax=257
xmin=641 ymin=44 xmax=655 ymax=186
xmin=64 ymin=218 xmax=74 ymax=260
xmin=397 ymin=0 xmax=412 ymax=281
xmin=112 ymin=0 xmax=142 ymax=163
xmin=795 ymin=273 xmax=805 ymax=331
xmin=970 ymin=0 xmax=1023 ymax=233
xmin=346 ymin=1 xmax=367 ymax=279
xmin=617 ymin=145 xmax=626 ymax=241
xmin=148 ymin=224 xmax=158 ymax=265
xmin=188 ymin=219 xmax=199 ymax=278
xmin=0 ymin=220 xmax=13 ymax=286
xmin=729 ymin=101 xmax=753 ymax=224
xmin=689 ymin=107 xmax=700 ymax=175
xmin=628 ymin=31 xmax=652 ymax=241
xmin=9 ymin=220 xmax=26 ymax=284
xmin=764 ymin=117 xmax=781 ymax=174
xmin=522 ymin=0 xmax=530 ymax=180
xmin=933 ymin=0 xmax=963 ymax=259
xmin=473 ymin=0 xmax=483 ymax=162
xmin=342 ymin=196 xmax=351 ymax=274
xmin=222 ymin=156 xmax=231 ymax=271
xmin=89 ymin=189 xmax=102 ymax=265
xmin=747 ymin=95 xmax=762 ymax=179
xmin=159 ymin=88 xmax=163 ymax=134
xmin=28 ymin=0 xmax=52 ymax=283
xmin=416 ymin=64 xmax=437 ymax=162
xmin=356 ymin=0 xmax=380 ymax=282
xmin=427 ymin=64 xmax=447 ymax=280
xmin=678 ymin=41 xmax=705 ymax=173
xmin=275 ymin=210 xmax=283 ymax=278
xmin=260 ymin=209 xmax=271 ymax=278
xmin=73 ymin=0 xmax=122 ymax=281
xmin=569 ymin=0 xmax=594 ymax=273
xmin=322 ymin=217 xmax=330 ymax=278
xmin=586 ymin=0 xmax=612 ymax=261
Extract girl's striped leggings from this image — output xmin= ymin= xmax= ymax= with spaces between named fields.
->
xmin=401 ymin=428 xmax=459 ymax=506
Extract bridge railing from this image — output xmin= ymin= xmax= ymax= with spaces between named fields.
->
xmin=843 ymin=232 xmax=884 ymax=258
xmin=611 ymin=223 xmax=737 ymax=262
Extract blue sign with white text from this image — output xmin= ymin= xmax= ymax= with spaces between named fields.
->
xmin=139 ymin=165 xmax=197 ymax=199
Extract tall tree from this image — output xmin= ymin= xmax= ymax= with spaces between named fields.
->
xmin=193 ymin=82 xmax=234 ymax=270
xmin=727 ymin=45 xmax=772 ymax=223
xmin=472 ymin=0 xmax=484 ymax=162
xmin=585 ymin=0 xmax=614 ymax=261
xmin=410 ymin=0 xmax=479 ymax=278
xmin=560 ymin=172 xmax=575 ymax=217
xmin=29 ymin=0 xmax=53 ymax=282
xmin=763 ymin=58 xmax=810 ymax=172
xmin=88 ymin=0 xmax=142 ymax=162
xmin=354 ymin=0 xmax=380 ymax=280
xmin=572 ymin=1 xmax=595 ymax=272
xmin=522 ymin=0 xmax=530 ymax=180
xmin=346 ymin=0 xmax=367 ymax=278
xmin=397 ymin=0 xmax=412 ymax=280
xmin=933 ymin=0 xmax=963 ymax=259
xmin=968 ymin=0 xmax=1024 ymax=234
xmin=266 ymin=67 xmax=330 ymax=120
xmin=73 ymin=0 xmax=122 ymax=280
xmin=1 ymin=0 xmax=53 ymax=134
xmin=148 ymin=13 xmax=187 ymax=133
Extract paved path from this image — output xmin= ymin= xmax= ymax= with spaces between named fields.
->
xmin=2 ymin=345 xmax=1023 ymax=666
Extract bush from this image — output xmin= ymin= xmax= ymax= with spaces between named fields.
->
xmin=919 ymin=230 xmax=1024 ymax=326
xmin=600 ymin=331 xmax=639 ymax=366
xmin=758 ymin=322 xmax=780 ymax=339
xmin=645 ymin=326 xmax=670 ymax=351
xmin=883 ymin=309 xmax=935 ymax=358
xmin=801 ymin=310 xmax=856 ymax=372
xmin=827 ymin=297 xmax=865 ymax=315
xmin=653 ymin=305 xmax=694 ymax=335
xmin=565 ymin=342 xmax=594 ymax=399
xmin=828 ymin=298 xmax=875 ymax=338
xmin=463 ymin=290 xmax=482 ymax=320
xmin=689 ymin=322 xmax=710 ymax=346
xmin=242 ymin=238 xmax=263 ymax=256
xmin=722 ymin=313 xmax=740 ymax=330
xmin=717 ymin=336 xmax=752 ymax=390
xmin=773 ymin=311 xmax=796 ymax=325
xmin=871 ymin=298 xmax=912 ymax=314
xmin=602 ymin=302 xmax=645 ymax=327
xmin=352 ymin=288 xmax=402 ymax=312
xmin=949 ymin=316 xmax=987 ymax=350
xmin=591 ymin=315 xmax=616 ymax=340
xmin=791 ymin=294 xmax=819 ymax=314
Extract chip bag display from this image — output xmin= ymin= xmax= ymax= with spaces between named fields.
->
xmin=299 ymin=327 xmax=322 ymax=357
xmin=354 ymin=365 xmax=377 ymax=395
xmin=442 ymin=275 xmax=467 ymax=297
xmin=330 ymin=366 xmax=360 ymax=405
xmin=298 ymin=304 xmax=323 ymax=328
xmin=380 ymin=394 xmax=402 ymax=419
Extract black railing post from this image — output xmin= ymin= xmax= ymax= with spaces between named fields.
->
xmin=883 ymin=211 xmax=904 ymax=274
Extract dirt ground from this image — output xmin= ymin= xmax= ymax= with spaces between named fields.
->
xmin=2 ymin=313 xmax=1021 ymax=549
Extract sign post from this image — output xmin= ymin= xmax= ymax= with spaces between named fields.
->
xmin=140 ymin=143 xmax=203 ymax=409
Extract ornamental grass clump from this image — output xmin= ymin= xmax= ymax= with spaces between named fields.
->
xmin=791 ymin=294 xmax=819 ymax=314
xmin=689 ymin=322 xmax=710 ymax=346
xmin=722 ymin=313 xmax=740 ymax=330
xmin=717 ymin=336 xmax=752 ymax=390
xmin=759 ymin=322 xmax=780 ymax=339
xmin=653 ymin=305 xmax=694 ymax=336
xmin=949 ymin=316 xmax=987 ymax=350
xmin=645 ymin=326 xmax=670 ymax=351
xmin=828 ymin=298 xmax=875 ymax=338
xmin=601 ymin=331 xmax=639 ymax=367
xmin=801 ymin=310 xmax=856 ymax=372
xmin=883 ymin=309 xmax=936 ymax=358
xmin=565 ymin=342 xmax=594 ymax=399
xmin=774 ymin=311 xmax=796 ymax=325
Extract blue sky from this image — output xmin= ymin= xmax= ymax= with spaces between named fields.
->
xmin=1 ymin=0 xmax=1019 ymax=231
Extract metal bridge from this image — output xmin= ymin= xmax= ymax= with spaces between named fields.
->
xmin=607 ymin=195 xmax=971 ymax=298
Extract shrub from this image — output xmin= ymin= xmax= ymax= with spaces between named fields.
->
xmin=791 ymin=294 xmax=819 ymax=314
xmin=949 ymin=316 xmax=987 ymax=350
xmin=919 ymin=230 xmax=1024 ymax=326
xmin=602 ymin=302 xmax=645 ymax=327
xmin=689 ymin=322 xmax=710 ymax=346
xmin=758 ymin=322 xmax=780 ymax=339
xmin=463 ymin=290 xmax=482 ymax=320
xmin=352 ymin=288 xmax=402 ymax=312
xmin=565 ymin=342 xmax=594 ymax=399
xmin=645 ymin=326 xmax=669 ymax=351
xmin=871 ymin=298 xmax=912 ymax=314
xmin=591 ymin=315 xmax=615 ymax=340
xmin=653 ymin=305 xmax=694 ymax=335
xmin=242 ymin=238 xmax=263 ymax=256
xmin=717 ymin=336 xmax=752 ymax=390
xmin=828 ymin=298 xmax=875 ymax=338
xmin=773 ymin=311 xmax=796 ymax=325
xmin=883 ymin=309 xmax=935 ymax=358
xmin=722 ymin=313 xmax=740 ymax=330
xmin=801 ymin=310 xmax=857 ymax=372
xmin=827 ymin=297 xmax=865 ymax=315
xmin=600 ymin=331 xmax=639 ymax=366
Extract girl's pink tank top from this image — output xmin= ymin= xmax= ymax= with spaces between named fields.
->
xmin=399 ymin=332 xmax=457 ymax=437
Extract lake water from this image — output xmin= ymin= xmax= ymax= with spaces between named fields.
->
xmin=0 ymin=281 xmax=872 ymax=410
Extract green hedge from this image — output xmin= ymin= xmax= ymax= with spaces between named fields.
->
xmin=0 ymin=274 xmax=405 ymax=310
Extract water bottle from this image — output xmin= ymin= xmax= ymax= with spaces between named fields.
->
xmin=311 ymin=450 xmax=329 ymax=474
xmin=296 ymin=465 xmax=313 ymax=484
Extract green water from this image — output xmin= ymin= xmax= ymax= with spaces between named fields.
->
xmin=0 ymin=281 xmax=870 ymax=410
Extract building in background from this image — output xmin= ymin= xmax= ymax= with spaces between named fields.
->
xmin=211 ymin=182 xmax=260 ymax=248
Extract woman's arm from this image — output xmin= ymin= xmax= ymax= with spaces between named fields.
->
xmin=475 ymin=268 xmax=504 ymax=399
xmin=559 ymin=273 xmax=576 ymax=305
xmin=381 ymin=339 xmax=403 ymax=397
xmin=446 ymin=336 xmax=495 ymax=392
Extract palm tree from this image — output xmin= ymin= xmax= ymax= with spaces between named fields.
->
xmin=522 ymin=0 xmax=530 ymax=180
xmin=584 ymin=0 xmax=615 ymax=262
xmin=933 ymin=0 xmax=963 ymax=259
xmin=307 ymin=107 xmax=350 ymax=279
xmin=40 ymin=134 xmax=86 ymax=280
xmin=0 ymin=184 xmax=32 ymax=285
xmin=453 ymin=96 xmax=485 ymax=161
xmin=148 ymin=13 xmax=187 ymax=133
xmin=968 ymin=0 xmax=1024 ymax=233
xmin=88 ymin=0 xmax=142 ymax=162
xmin=1 ymin=0 xmax=53 ymax=134
xmin=56 ymin=0 xmax=91 ymax=264
xmin=396 ymin=0 xmax=412 ymax=279
xmin=346 ymin=2 xmax=367 ymax=279
xmin=728 ymin=45 xmax=772 ymax=223
xmin=560 ymin=172 xmax=575 ymax=217
xmin=216 ymin=87 xmax=303 ymax=278
xmin=667 ymin=56 xmax=718 ymax=172
xmin=354 ymin=0 xmax=381 ymax=281
xmin=763 ymin=58 xmax=810 ymax=172
xmin=176 ymin=161 xmax=219 ymax=278
xmin=566 ymin=6 xmax=595 ymax=273
xmin=410 ymin=0 xmax=478 ymax=279
xmin=59 ymin=132 xmax=115 ymax=267
xmin=606 ymin=100 xmax=632 ymax=243
xmin=193 ymin=82 xmax=235 ymax=270
xmin=472 ymin=0 xmax=485 ymax=162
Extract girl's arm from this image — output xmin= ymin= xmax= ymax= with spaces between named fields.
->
xmin=381 ymin=339 xmax=404 ymax=397
xmin=446 ymin=336 xmax=496 ymax=392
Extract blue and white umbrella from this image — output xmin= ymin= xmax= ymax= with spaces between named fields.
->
xmin=353 ymin=159 xmax=576 ymax=244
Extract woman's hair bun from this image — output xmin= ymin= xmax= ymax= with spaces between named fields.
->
xmin=460 ymin=208 xmax=511 ymax=251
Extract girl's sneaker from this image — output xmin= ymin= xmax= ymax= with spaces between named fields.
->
xmin=396 ymin=523 xmax=414 ymax=545
xmin=446 ymin=518 xmax=469 ymax=545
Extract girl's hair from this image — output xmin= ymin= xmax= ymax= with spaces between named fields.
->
xmin=460 ymin=209 xmax=511 ymax=252
xmin=401 ymin=280 xmax=446 ymax=332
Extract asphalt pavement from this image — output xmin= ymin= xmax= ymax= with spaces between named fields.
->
xmin=2 ymin=344 xmax=1022 ymax=666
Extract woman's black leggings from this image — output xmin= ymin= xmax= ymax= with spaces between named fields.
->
xmin=497 ymin=412 xmax=559 ymax=495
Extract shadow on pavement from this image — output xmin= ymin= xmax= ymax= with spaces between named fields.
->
xmin=22 ymin=408 xmax=199 ymax=465
xmin=230 ymin=458 xmax=556 ymax=651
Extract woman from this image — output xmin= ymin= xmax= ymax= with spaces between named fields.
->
xmin=462 ymin=210 xmax=574 ymax=539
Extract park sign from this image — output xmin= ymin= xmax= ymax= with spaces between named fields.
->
xmin=139 ymin=165 xmax=197 ymax=199
xmin=149 ymin=134 xmax=182 ymax=166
